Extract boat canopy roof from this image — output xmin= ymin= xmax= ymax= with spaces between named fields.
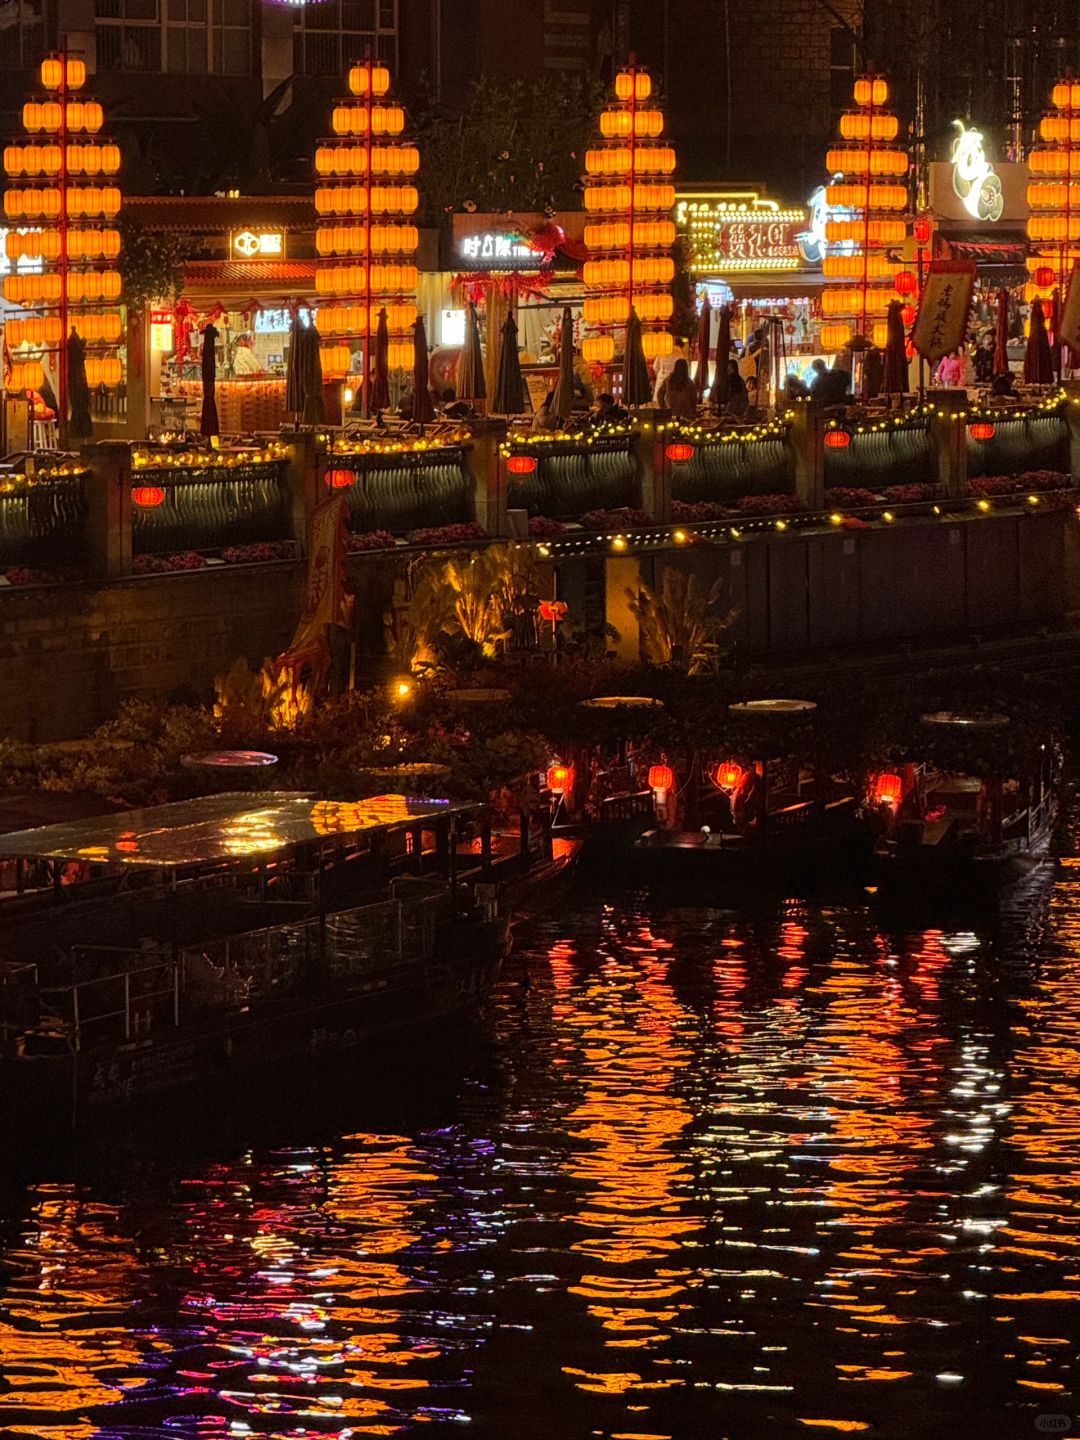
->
xmin=0 ymin=791 xmax=474 ymax=868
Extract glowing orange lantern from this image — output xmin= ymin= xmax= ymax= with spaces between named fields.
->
xmin=648 ymin=764 xmax=674 ymax=792
xmin=824 ymin=429 xmax=851 ymax=448
xmin=714 ymin=761 xmax=744 ymax=790
xmin=132 ymin=485 xmax=166 ymax=508
xmin=894 ymin=270 xmax=916 ymax=296
xmin=326 ymin=468 xmax=356 ymax=488
xmin=872 ymin=771 xmax=903 ymax=807
xmin=506 ymin=454 xmax=538 ymax=475
xmin=1035 ymin=264 xmax=1055 ymax=288
xmin=913 ymin=216 xmax=932 ymax=246
xmin=665 ymin=442 xmax=695 ymax=463
xmin=969 ymin=421 xmax=996 ymax=440
xmin=546 ymin=764 xmax=572 ymax=795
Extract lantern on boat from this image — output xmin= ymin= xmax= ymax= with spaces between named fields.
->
xmin=546 ymin=763 xmax=572 ymax=795
xmin=872 ymin=771 xmax=903 ymax=807
xmin=648 ymin=763 xmax=674 ymax=793
xmin=713 ymin=760 xmax=744 ymax=790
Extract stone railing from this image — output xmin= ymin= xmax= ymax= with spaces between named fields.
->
xmin=0 ymin=463 xmax=89 ymax=580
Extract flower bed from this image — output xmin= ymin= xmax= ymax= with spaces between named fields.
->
xmin=528 ymin=515 xmax=567 ymax=538
xmin=967 ymin=470 xmax=1071 ymax=497
xmin=346 ymin=530 xmax=397 ymax=553
xmin=1 ymin=566 xmax=71 ymax=587
xmin=580 ymin=507 xmax=653 ymax=531
xmin=407 ymin=522 xmax=489 ymax=547
xmin=221 ymin=541 xmax=298 ymax=564
xmin=133 ymin=551 xmax=207 ymax=574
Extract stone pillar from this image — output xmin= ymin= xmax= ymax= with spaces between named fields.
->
xmin=82 ymin=440 xmax=132 ymax=578
xmin=789 ymin=398 xmax=825 ymax=510
xmin=279 ymin=429 xmax=320 ymax=551
xmin=635 ymin=407 xmax=671 ymax=523
xmin=465 ymin=418 xmax=508 ymax=536
xmin=1062 ymin=381 xmax=1080 ymax=481
xmin=929 ymin=407 xmax=967 ymax=497
xmin=123 ymin=306 xmax=150 ymax=442
xmin=606 ymin=554 xmax=642 ymax=662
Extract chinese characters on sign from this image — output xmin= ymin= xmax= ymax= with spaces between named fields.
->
xmin=230 ymin=230 xmax=285 ymax=259
xmin=1058 ymin=263 xmax=1080 ymax=361
xmin=676 ymin=191 xmax=807 ymax=273
xmin=717 ymin=220 xmax=800 ymax=265
xmin=457 ymin=232 xmax=537 ymax=268
xmin=911 ymin=260 xmax=977 ymax=366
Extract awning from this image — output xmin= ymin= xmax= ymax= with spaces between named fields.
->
xmin=127 ymin=195 xmax=316 ymax=233
xmin=940 ymin=230 xmax=1028 ymax=265
xmin=723 ymin=273 xmax=825 ymax=302
xmin=182 ymin=259 xmax=317 ymax=297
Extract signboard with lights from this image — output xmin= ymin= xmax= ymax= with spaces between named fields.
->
xmin=676 ymin=190 xmax=808 ymax=274
xmin=230 ymin=229 xmax=285 ymax=259
xmin=457 ymin=231 xmax=537 ymax=268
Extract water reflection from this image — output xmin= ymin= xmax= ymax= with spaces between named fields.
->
xmin=1 ymin=869 xmax=1079 ymax=1438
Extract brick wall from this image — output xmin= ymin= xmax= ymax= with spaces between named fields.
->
xmin=0 ymin=563 xmax=304 ymax=743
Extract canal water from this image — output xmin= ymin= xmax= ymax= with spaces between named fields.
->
xmin=2 ymin=860 xmax=1079 ymax=1439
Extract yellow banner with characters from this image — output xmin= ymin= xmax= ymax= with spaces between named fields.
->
xmin=911 ymin=260 xmax=977 ymax=366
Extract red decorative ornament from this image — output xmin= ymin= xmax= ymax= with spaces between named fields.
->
xmin=665 ymin=442 xmax=696 ymax=463
xmin=327 ymin=469 xmax=356 ymax=488
xmin=913 ymin=216 xmax=932 ymax=246
xmin=1035 ymin=265 xmax=1055 ymax=289
xmin=824 ymin=429 xmax=851 ymax=449
xmin=546 ymin=763 xmax=572 ymax=795
xmin=538 ymin=599 xmax=568 ymax=624
xmin=1042 ymin=299 xmax=1055 ymax=320
xmin=969 ymin=421 xmax=996 ymax=440
xmin=894 ymin=270 xmax=916 ymax=296
xmin=872 ymin=771 xmax=903 ymax=807
xmin=714 ymin=760 xmax=744 ymax=790
xmin=648 ymin=764 xmax=675 ymax=792
xmin=901 ymin=304 xmax=916 ymax=327
xmin=507 ymin=454 xmax=538 ymax=475
xmin=132 ymin=485 xmax=166 ymax=508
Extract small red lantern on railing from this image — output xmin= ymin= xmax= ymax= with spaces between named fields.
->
xmin=824 ymin=429 xmax=851 ymax=449
xmin=872 ymin=771 xmax=903 ymax=807
xmin=713 ymin=760 xmax=744 ymax=790
xmin=913 ymin=216 xmax=932 ymax=246
xmin=665 ymin=441 xmax=695 ymax=463
xmin=895 ymin=270 xmax=916 ymax=296
xmin=132 ymin=485 xmax=166 ymax=508
xmin=507 ymin=454 xmax=538 ymax=475
xmin=1035 ymin=265 xmax=1055 ymax=289
xmin=327 ymin=468 xmax=356 ymax=489
xmin=648 ymin=763 xmax=674 ymax=793
xmin=969 ymin=421 xmax=996 ymax=440
xmin=546 ymin=763 xmax=572 ymax=795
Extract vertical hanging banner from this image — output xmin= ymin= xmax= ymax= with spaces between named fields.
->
xmin=911 ymin=259 xmax=977 ymax=366
xmin=1057 ymin=262 xmax=1080 ymax=360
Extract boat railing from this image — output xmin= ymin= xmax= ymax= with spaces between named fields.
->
xmin=44 ymin=945 xmax=179 ymax=1050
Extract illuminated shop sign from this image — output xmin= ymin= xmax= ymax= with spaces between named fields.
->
xmin=950 ymin=123 xmax=1004 ymax=222
xmin=676 ymin=190 xmax=807 ymax=273
xmin=230 ymin=229 xmax=285 ymax=259
xmin=799 ymin=182 xmax=856 ymax=264
xmin=457 ymin=231 xmax=537 ymax=268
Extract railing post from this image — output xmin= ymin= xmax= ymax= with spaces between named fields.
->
xmin=634 ymin=408 xmax=670 ymax=523
xmin=929 ymin=403 xmax=967 ymax=498
xmin=789 ymin=398 xmax=825 ymax=511
xmin=81 ymin=440 xmax=132 ymax=578
xmin=280 ymin=429 xmax=321 ymax=553
xmin=465 ymin=418 xmax=509 ymax=536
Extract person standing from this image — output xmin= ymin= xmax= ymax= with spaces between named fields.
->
xmin=652 ymin=337 xmax=688 ymax=401
xmin=657 ymin=358 xmax=698 ymax=419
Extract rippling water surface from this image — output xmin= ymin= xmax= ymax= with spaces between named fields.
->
xmin=3 ymin=860 xmax=1080 ymax=1440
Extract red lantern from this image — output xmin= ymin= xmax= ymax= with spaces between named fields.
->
xmin=538 ymin=599 xmax=568 ymax=624
xmin=1035 ymin=265 xmax=1055 ymax=289
xmin=969 ymin=421 xmax=996 ymax=440
xmin=546 ymin=763 xmax=572 ymax=795
xmin=714 ymin=760 xmax=744 ymax=790
xmin=648 ymin=764 xmax=674 ymax=792
xmin=665 ymin=441 xmax=695 ymax=463
xmin=894 ymin=270 xmax=916 ymax=296
xmin=872 ymin=771 xmax=903 ymax=807
xmin=824 ymin=429 xmax=851 ymax=449
xmin=901 ymin=304 xmax=916 ymax=327
xmin=132 ymin=485 xmax=166 ymax=508
xmin=1042 ymin=299 xmax=1054 ymax=320
xmin=327 ymin=468 xmax=356 ymax=489
xmin=507 ymin=454 xmax=538 ymax=475
xmin=912 ymin=216 xmax=932 ymax=246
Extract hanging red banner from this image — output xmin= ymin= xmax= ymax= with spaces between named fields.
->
xmin=911 ymin=260 xmax=977 ymax=366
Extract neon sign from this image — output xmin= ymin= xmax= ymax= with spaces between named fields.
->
xmin=676 ymin=190 xmax=805 ymax=273
xmin=457 ymin=232 xmax=537 ymax=268
xmin=230 ymin=229 xmax=285 ymax=259
xmin=950 ymin=123 xmax=1003 ymax=222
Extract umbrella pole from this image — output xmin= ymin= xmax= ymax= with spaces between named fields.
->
xmin=58 ymin=43 xmax=70 ymax=450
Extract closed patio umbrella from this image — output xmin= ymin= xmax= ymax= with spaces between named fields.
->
xmin=712 ymin=303 xmax=732 ymax=410
xmin=694 ymin=292 xmax=712 ymax=400
xmin=301 ymin=320 xmax=324 ymax=425
xmin=993 ymin=288 xmax=1010 ymax=377
xmin=551 ymin=304 xmax=575 ymax=423
xmin=412 ymin=314 xmax=435 ymax=423
xmin=492 ymin=311 xmax=526 ymax=414
xmin=1024 ymin=299 xmax=1054 ymax=385
xmin=370 ymin=306 xmax=390 ymax=412
xmin=456 ymin=300 xmax=486 ymax=405
xmin=623 ymin=307 xmax=651 ymax=407
xmin=284 ymin=312 xmax=304 ymax=419
xmin=1052 ymin=286 xmax=1063 ymax=380
xmin=66 ymin=329 xmax=93 ymax=442
xmin=200 ymin=322 xmax=220 ymax=437
xmin=881 ymin=300 xmax=907 ymax=395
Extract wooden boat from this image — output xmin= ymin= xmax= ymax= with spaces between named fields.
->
xmin=0 ymin=790 xmax=566 ymax=1117
xmin=865 ymin=709 xmax=1058 ymax=890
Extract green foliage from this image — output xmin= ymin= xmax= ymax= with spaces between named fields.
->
xmin=119 ymin=216 xmax=186 ymax=313
xmin=413 ymin=76 xmax=605 ymax=226
xmin=670 ymin=235 xmax=697 ymax=341
xmin=627 ymin=567 xmax=736 ymax=675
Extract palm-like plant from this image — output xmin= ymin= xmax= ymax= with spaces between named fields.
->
xmin=628 ymin=567 xmax=736 ymax=675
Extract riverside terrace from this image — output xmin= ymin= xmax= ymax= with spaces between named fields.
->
xmin=0 ymin=391 xmax=1078 ymax=740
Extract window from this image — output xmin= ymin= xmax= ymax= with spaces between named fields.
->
xmin=0 ymin=0 xmax=45 ymax=69
xmin=294 ymin=0 xmax=398 ymax=78
xmin=96 ymin=0 xmax=161 ymax=71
